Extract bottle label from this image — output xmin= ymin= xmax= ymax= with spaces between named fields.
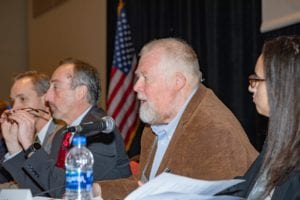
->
xmin=65 ymin=170 xmax=93 ymax=191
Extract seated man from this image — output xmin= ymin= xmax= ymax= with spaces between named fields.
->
xmin=1 ymin=58 xmax=131 ymax=198
xmin=0 ymin=71 xmax=63 ymax=183
xmin=96 ymin=38 xmax=258 ymax=199
xmin=0 ymin=99 xmax=10 ymax=160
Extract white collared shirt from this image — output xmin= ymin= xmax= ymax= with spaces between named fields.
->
xmin=69 ymin=106 xmax=93 ymax=127
xmin=66 ymin=106 xmax=93 ymax=144
xmin=37 ymin=118 xmax=53 ymax=144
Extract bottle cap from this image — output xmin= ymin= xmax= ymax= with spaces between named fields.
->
xmin=72 ymin=135 xmax=87 ymax=145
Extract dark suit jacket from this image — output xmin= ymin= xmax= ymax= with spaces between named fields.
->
xmin=0 ymin=120 xmax=64 ymax=183
xmin=0 ymin=138 xmax=12 ymax=183
xmin=99 ymin=84 xmax=258 ymax=200
xmin=220 ymin=144 xmax=300 ymax=199
xmin=0 ymin=119 xmax=62 ymax=184
xmin=2 ymin=106 xmax=131 ymax=198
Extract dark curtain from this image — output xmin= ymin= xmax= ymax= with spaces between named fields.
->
xmin=107 ymin=0 xmax=300 ymax=156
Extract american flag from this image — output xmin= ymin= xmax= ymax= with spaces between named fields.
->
xmin=107 ymin=1 xmax=139 ymax=150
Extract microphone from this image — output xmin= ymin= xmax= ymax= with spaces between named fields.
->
xmin=66 ymin=116 xmax=115 ymax=134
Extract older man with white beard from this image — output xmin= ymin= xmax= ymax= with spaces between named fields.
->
xmin=95 ymin=37 xmax=258 ymax=200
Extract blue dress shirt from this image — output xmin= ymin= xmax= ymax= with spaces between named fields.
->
xmin=149 ymin=87 xmax=198 ymax=179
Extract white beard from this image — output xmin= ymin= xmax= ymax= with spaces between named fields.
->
xmin=139 ymin=102 xmax=159 ymax=124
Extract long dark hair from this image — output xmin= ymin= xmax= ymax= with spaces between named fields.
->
xmin=248 ymin=36 xmax=300 ymax=199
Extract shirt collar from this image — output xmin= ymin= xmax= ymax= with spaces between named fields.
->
xmin=37 ymin=118 xmax=53 ymax=143
xmin=151 ymin=86 xmax=199 ymax=139
xmin=69 ymin=106 xmax=93 ymax=126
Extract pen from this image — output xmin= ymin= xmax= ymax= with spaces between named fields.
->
xmin=164 ymin=167 xmax=172 ymax=173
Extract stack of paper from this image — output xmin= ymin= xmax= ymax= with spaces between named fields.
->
xmin=125 ymin=172 xmax=245 ymax=200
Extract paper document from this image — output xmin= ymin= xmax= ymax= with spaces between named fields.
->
xmin=33 ymin=197 xmax=60 ymax=200
xmin=140 ymin=193 xmax=244 ymax=200
xmin=125 ymin=172 xmax=245 ymax=200
xmin=33 ymin=196 xmax=103 ymax=200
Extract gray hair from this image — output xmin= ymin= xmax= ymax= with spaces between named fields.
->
xmin=140 ymin=38 xmax=202 ymax=87
xmin=13 ymin=71 xmax=50 ymax=96
xmin=59 ymin=58 xmax=101 ymax=105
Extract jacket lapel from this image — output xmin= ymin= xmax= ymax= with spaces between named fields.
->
xmin=155 ymin=84 xmax=207 ymax=176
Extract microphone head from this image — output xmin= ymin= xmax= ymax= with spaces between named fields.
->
xmin=102 ymin=116 xmax=115 ymax=133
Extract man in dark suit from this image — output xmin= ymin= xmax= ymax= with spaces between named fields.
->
xmin=0 ymin=100 xmax=10 ymax=160
xmin=1 ymin=58 xmax=131 ymax=197
xmin=0 ymin=71 xmax=63 ymax=183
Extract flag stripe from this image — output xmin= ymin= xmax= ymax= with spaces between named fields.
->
xmin=111 ymin=79 xmax=134 ymax=121
xmin=119 ymin=92 xmax=137 ymax=130
xmin=107 ymin=3 xmax=139 ymax=149
xmin=107 ymin=69 xmax=126 ymax=107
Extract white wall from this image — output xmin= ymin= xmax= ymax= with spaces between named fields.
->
xmin=0 ymin=0 xmax=27 ymax=101
xmin=28 ymin=0 xmax=107 ymax=107
xmin=261 ymin=0 xmax=300 ymax=32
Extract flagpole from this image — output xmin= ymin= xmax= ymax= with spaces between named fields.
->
xmin=118 ymin=0 xmax=124 ymax=15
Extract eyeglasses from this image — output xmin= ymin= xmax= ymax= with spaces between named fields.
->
xmin=248 ymin=74 xmax=265 ymax=88
xmin=2 ymin=107 xmax=50 ymax=123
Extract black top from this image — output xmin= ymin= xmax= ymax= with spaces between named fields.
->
xmin=219 ymin=144 xmax=300 ymax=199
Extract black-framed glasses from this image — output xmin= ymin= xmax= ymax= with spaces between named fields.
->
xmin=248 ymin=74 xmax=265 ymax=88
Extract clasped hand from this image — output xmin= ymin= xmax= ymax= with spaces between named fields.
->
xmin=0 ymin=108 xmax=38 ymax=154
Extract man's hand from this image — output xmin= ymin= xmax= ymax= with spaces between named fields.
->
xmin=138 ymin=181 xmax=144 ymax=187
xmin=7 ymin=110 xmax=36 ymax=150
xmin=92 ymin=183 xmax=103 ymax=199
xmin=1 ymin=119 xmax=22 ymax=154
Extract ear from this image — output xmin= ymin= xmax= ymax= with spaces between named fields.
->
xmin=75 ymin=85 xmax=88 ymax=100
xmin=175 ymin=72 xmax=186 ymax=91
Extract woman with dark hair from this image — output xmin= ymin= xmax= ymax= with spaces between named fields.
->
xmin=223 ymin=35 xmax=300 ymax=199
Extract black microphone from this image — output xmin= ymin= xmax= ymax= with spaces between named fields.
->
xmin=66 ymin=116 xmax=115 ymax=134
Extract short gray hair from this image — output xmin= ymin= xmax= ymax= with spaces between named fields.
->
xmin=13 ymin=71 xmax=50 ymax=96
xmin=59 ymin=58 xmax=101 ymax=105
xmin=140 ymin=38 xmax=202 ymax=86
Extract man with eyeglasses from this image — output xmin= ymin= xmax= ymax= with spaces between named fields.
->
xmin=0 ymin=71 xmax=64 ymax=183
xmin=1 ymin=58 xmax=131 ymax=198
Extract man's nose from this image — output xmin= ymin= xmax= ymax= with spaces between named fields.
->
xmin=44 ymin=90 xmax=52 ymax=102
xmin=133 ymin=79 xmax=142 ymax=92
xmin=12 ymin=102 xmax=22 ymax=110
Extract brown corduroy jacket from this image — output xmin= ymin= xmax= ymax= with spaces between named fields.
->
xmin=98 ymin=84 xmax=258 ymax=200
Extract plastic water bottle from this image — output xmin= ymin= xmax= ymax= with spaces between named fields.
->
xmin=65 ymin=135 xmax=94 ymax=200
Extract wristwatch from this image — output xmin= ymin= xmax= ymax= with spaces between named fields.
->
xmin=24 ymin=142 xmax=41 ymax=158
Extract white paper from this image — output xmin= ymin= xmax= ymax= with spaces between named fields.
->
xmin=125 ymin=172 xmax=245 ymax=200
xmin=0 ymin=189 xmax=32 ymax=200
xmin=33 ymin=197 xmax=59 ymax=200
xmin=140 ymin=192 xmax=244 ymax=200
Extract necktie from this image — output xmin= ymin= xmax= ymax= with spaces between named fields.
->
xmin=56 ymin=131 xmax=73 ymax=168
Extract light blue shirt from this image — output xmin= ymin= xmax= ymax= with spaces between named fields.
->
xmin=149 ymin=87 xmax=198 ymax=179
